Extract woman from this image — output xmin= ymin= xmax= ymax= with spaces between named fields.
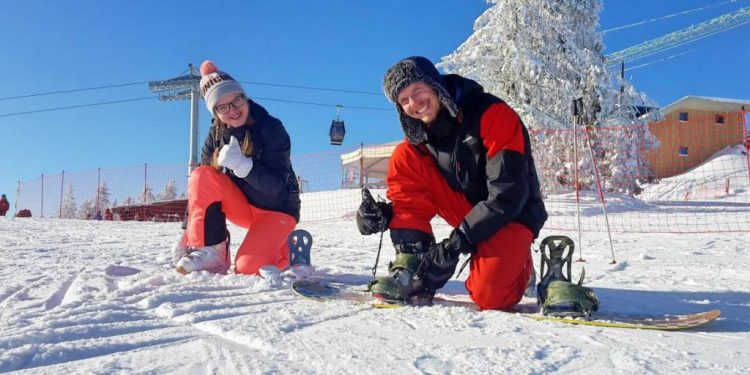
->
xmin=174 ymin=60 xmax=301 ymax=275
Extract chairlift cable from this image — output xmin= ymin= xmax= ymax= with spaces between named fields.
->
xmin=0 ymin=82 xmax=150 ymax=101
xmin=601 ymin=0 xmax=746 ymax=34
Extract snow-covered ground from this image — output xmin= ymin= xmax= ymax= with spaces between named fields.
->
xmin=2 ymin=146 xmax=749 ymax=374
xmin=1 ymin=209 xmax=748 ymax=374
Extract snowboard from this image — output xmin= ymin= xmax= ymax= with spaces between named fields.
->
xmin=291 ymin=278 xmax=476 ymax=309
xmin=291 ymin=279 xmax=721 ymax=330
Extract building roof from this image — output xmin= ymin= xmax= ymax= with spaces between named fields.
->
xmin=340 ymin=142 xmax=400 ymax=179
xmin=661 ymin=96 xmax=750 ymax=114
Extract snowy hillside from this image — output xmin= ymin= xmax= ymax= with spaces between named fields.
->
xmin=640 ymin=145 xmax=749 ymax=202
xmin=1 ymin=202 xmax=748 ymax=373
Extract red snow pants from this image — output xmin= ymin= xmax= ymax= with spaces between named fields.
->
xmin=387 ymin=143 xmax=533 ymax=310
xmin=186 ymin=166 xmax=296 ymax=275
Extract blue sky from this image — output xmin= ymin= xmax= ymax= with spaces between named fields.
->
xmin=1 ymin=0 xmax=748 ymax=205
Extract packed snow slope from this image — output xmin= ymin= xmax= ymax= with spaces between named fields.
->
xmin=0 ymin=210 xmax=748 ymax=374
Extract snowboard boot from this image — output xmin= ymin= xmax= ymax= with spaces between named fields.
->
xmin=282 ymin=264 xmax=316 ymax=280
xmin=368 ymin=276 xmax=402 ymax=303
xmin=523 ymin=258 xmax=537 ymax=298
xmin=369 ymin=252 xmax=431 ymax=304
xmin=172 ymin=233 xmax=189 ymax=265
xmin=176 ymin=235 xmax=231 ymax=275
xmin=536 ymin=235 xmax=599 ymax=317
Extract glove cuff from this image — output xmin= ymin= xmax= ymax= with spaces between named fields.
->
xmin=377 ymin=202 xmax=394 ymax=228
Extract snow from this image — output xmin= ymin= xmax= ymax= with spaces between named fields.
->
xmin=1 ymin=110 xmax=748 ymax=374
xmin=1 ymin=193 xmax=749 ymax=373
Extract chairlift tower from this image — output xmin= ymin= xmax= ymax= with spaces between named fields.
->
xmin=149 ymin=64 xmax=202 ymax=176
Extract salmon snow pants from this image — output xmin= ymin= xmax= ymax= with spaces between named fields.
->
xmin=387 ymin=143 xmax=533 ymax=310
xmin=185 ymin=166 xmax=296 ymax=275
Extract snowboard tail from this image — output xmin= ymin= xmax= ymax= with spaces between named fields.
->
xmin=529 ymin=309 xmax=721 ymax=330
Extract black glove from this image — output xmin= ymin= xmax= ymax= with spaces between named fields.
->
xmin=356 ymin=188 xmax=393 ymax=235
xmin=419 ymin=240 xmax=460 ymax=290
xmin=417 ymin=228 xmax=475 ymax=290
xmin=445 ymin=227 xmax=476 ymax=255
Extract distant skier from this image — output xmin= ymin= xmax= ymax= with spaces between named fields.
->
xmin=356 ymin=56 xmax=547 ymax=309
xmin=104 ymin=208 xmax=113 ymax=221
xmin=0 ymin=194 xmax=9 ymax=216
xmin=173 ymin=60 xmax=301 ymax=275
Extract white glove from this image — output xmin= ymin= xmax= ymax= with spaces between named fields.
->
xmin=218 ymin=136 xmax=253 ymax=178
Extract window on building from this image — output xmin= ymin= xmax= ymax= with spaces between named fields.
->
xmin=679 ymin=112 xmax=689 ymax=122
xmin=679 ymin=146 xmax=689 ymax=157
xmin=715 ymin=114 xmax=725 ymax=125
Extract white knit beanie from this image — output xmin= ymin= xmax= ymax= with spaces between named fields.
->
xmin=199 ymin=60 xmax=246 ymax=113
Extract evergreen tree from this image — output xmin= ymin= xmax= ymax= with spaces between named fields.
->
xmin=60 ymin=183 xmax=77 ymax=219
xmin=157 ymin=180 xmax=178 ymax=201
xmin=440 ymin=0 xmax=659 ymax=195
xmin=96 ymin=181 xmax=111 ymax=210
xmin=139 ymin=184 xmax=155 ymax=204
xmin=78 ymin=198 xmax=96 ymax=219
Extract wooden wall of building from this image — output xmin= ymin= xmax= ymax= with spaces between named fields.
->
xmin=646 ymin=110 xmax=745 ymax=178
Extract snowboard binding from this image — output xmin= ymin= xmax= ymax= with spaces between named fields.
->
xmin=367 ymin=252 xmax=434 ymax=305
xmin=288 ymin=229 xmax=312 ymax=266
xmin=536 ymin=235 xmax=599 ymax=317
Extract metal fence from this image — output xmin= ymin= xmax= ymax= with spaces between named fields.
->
xmin=15 ymin=115 xmax=750 ymax=233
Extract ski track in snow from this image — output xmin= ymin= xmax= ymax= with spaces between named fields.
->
xmin=0 ymin=213 xmax=748 ymax=374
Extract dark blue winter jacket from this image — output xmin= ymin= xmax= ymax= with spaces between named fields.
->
xmin=200 ymin=99 xmax=301 ymax=222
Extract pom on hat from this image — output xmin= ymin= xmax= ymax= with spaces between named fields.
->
xmin=200 ymin=60 xmax=218 ymax=76
xmin=198 ymin=60 xmax=246 ymax=113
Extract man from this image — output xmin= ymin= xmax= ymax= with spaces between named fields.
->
xmin=356 ymin=56 xmax=547 ymax=310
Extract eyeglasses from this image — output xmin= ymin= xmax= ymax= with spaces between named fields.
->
xmin=215 ymin=95 xmax=247 ymax=114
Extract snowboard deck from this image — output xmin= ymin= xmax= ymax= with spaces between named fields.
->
xmin=291 ymin=279 xmax=721 ymax=330
xmin=528 ymin=309 xmax=721 ymax=331
xmin=291 ymin=278 xmax=476 ymax=309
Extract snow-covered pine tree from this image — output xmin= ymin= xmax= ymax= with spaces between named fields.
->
xmin=439 ymin=0 xmax=659 ymax=195
xmin=78 ymin=198 xmax=96 ymax=219
xmin=60 ymin=183 xmax=77 ymax=219
xmin=96 ymin=181 xmax=111 ymax=210
xmin=157 ymin=180 xmax=178 ymax=201
xmin=139 ymin=184 xmax=155 ymax=204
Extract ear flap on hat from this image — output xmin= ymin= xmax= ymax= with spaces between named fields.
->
xmin=397 ymin=106 xmax=428 ymax=145
xmin=383 ymin=56 xmax=459 ymax=145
